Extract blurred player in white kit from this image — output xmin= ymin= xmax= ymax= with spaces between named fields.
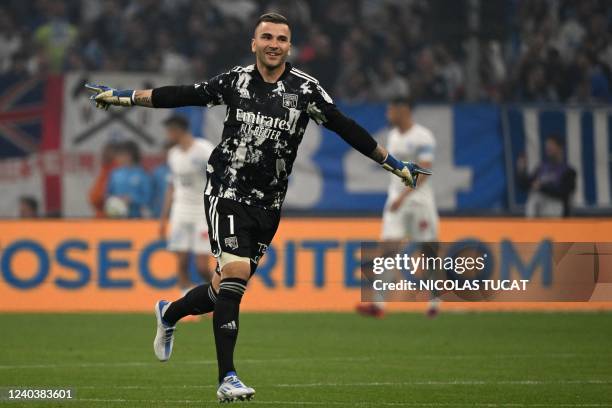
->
xmin=357 ymin=96 xmax=440 ymax=318
xmin=159 ymin=115 xmax=215 ymax=299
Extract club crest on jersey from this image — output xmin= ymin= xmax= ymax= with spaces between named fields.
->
xmin=282 ymin=93 xmax=298 ymax=109
xmin=224 ymin=236 xmax=239 ymax=250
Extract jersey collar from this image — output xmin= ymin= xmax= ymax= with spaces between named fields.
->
xmin=253 ymin=62 xmax=292 ymax=83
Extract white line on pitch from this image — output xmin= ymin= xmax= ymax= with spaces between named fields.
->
xmin=274 ymin=379 xmax=612 ymax=387
xmin=0 ymin=356 xmax=372 ymax=370
xmin=70 ymin=379 xmax=612 ymax=390
xmin=1 ymin=353 xmax=605 ymax=370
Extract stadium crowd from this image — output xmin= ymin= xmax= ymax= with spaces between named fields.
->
xmin=1 ymin=0 xmax=611 ymax=103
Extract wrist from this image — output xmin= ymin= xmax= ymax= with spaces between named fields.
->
xmin=381 ymin=153 xmax=404 ymax=172
xmin=114 ymin=89 xmax=135 ymax=106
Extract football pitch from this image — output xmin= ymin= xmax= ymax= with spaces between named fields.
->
xmin=1 ymin=312 xmax=611 ymax=407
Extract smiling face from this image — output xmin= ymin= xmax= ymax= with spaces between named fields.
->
xmin=251 ymin=21 xmax=291 ymax=70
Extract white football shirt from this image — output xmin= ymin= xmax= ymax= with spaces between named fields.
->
xmin=168 ymin=138 xmax=215 ymax=220
xmin=385 ymin=123 xmax=436 ymax=205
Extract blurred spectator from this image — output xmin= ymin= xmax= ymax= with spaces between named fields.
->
xmin=516 ymin=135 xmax=576 ymax=218
xmin=19 ymin=196 xmax=39 ymax=218
xmin=158 ymin=30 xmax=191 ymax=80
xmin=212 ymin=0 xmax=257 ymax=24
xmin=410 ymin=47 xmax=447 ymax=101
xmin=480 ymin=41 xmax=506 ymax=101
xmin=150 ymin=141 xmax=174 ymax=218
xmin=89 ymin=141 xmax=118 ymax=218
xmin=106 ymin=140 xmax=152 ymax=218
xmin=334 ymin=40 xmax=360 ymax=90
xmin=33 ymin=1 xmax=78 ymax=73
xmin=298 ymin=27 xmax=337 ymax=89
xmin=336 ymin=70 xmax=370 ymax=103
xmin=553 ymin=16 xmax=586 ymax=61
xmin=371 ymin=58 xmax=410 ymax=101
xmin=434 ymin=46 xmax=464 ymax=101
xmin=0 ymin=13 xmax=23 ymax=74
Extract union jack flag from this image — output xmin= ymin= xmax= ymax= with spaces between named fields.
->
xmin=0 ymin=74 xmax=45 ymax=159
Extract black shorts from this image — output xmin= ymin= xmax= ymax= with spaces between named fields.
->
xmin=204 ymin=195 xmax=281 ymax=275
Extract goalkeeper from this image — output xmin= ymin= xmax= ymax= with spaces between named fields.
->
xmin=86 ymin=12 xmax=431 ymax=403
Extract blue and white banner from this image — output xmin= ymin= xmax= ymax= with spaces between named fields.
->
xmin=197 ymin=104 xmax=610 ymax=213
xmin=505 ymin=106 xmax=612 ymax=210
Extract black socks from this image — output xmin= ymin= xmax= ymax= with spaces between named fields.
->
xmin=213 ymin=278 xmax=247 ymax=382
xmin=161 ymin=276 xmax=248 ymax=384
xmin=162 ymin=283 xmax=218 ymax=326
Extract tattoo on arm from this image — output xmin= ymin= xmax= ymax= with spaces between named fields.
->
xmin=133 ymin=90 xmax=154 ymax=107
xmin=369 ymin=145 xmax=387 ymax=164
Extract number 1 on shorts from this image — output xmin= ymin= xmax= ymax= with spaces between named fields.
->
xmin=228 ymin=214 xmax=235 ymax=234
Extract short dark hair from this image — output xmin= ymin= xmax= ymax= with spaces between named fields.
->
xmin=117 ymin=140 xmax=141 ymax=164
xmin=389 ymin=95 xmax=414 ymax=109
xmin=255 ymin=12 xmax=290 ymax=32
xmin=163 ymin=114 xmax=190 ymax=131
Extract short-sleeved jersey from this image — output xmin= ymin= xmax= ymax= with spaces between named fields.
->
xmin=106 ymin=165 xmax=152 ymax=218
xmin=193 ymin=62 xmax=335 ymax=210
xmin=386 ymin=123 xmax=436 ymax=205
xmin=168 ymin=138 xmax=215 ymax=219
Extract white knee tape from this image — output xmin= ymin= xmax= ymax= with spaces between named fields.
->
xmin=219 ymin=252 xmax=250 ymax=269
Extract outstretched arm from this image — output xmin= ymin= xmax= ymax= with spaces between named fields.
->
xmin=85 ymin=70 xmax=230 ymax=110
xmin=85 ymin=85 xmax=211 ymax=109
xmin=323 ymin=107 xmax=430 ymax=188
xmin=322 ymin=107 xmax=384 ymax=160
xmin=306 ymin=81 xmax=430 ymax=188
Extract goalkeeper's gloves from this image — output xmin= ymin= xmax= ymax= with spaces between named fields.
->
xmin=85 ymin=83 xmax=135 ymax=110
xmin=381 ymin=153 xmax=432 ymax=188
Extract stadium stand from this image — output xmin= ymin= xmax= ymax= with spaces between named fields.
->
xmin=2 ymin=0 xmax=610 ymax=102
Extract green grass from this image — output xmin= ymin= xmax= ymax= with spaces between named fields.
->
xmin=0 ymin=312 xmax=611 ymax=407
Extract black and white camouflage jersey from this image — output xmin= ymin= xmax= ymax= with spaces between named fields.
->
xmin=194 ymin=62 xmax=335 ymax=210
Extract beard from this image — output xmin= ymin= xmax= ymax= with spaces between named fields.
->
xmin=257 ymin=49 xmax=286 ymax=70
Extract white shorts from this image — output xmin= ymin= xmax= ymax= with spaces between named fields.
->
xmin=381 ymin=200 xmax=439 ymax=241
xmin=525 ymin=191 xmax=564 ymax=218
xmin=167 ymin=216 xmax=212 ymax=254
